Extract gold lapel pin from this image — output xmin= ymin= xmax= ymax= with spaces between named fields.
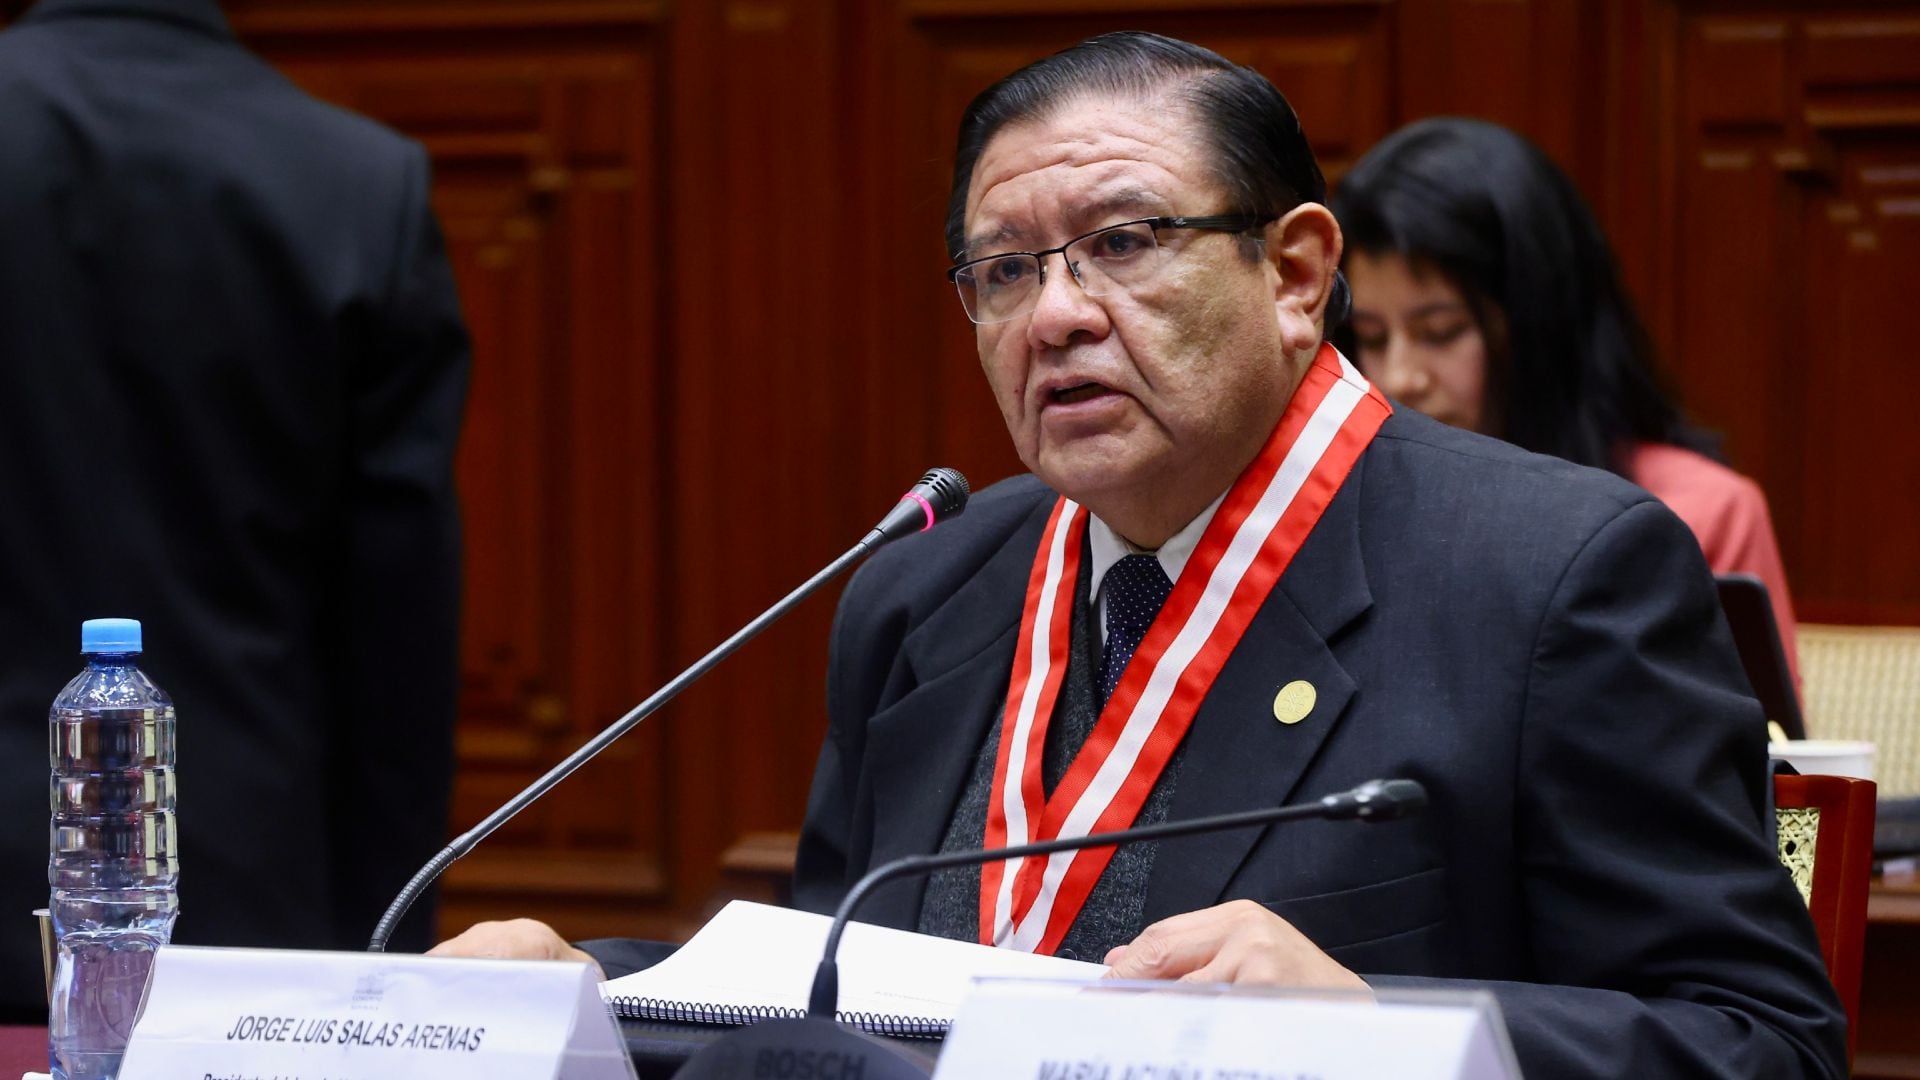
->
xmin=1273 ymin=680 xmax=1316 ymax=725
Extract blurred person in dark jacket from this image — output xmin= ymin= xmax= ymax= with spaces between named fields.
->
xmin=0 ymin=0 xmax=468 ymax=1020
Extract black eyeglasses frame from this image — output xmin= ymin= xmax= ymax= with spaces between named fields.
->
xmin=945 ymin=213 xmax=1277 ymax=284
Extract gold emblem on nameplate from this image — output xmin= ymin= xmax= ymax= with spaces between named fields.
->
xmin=1273 ymin=680 xmax=1316 ymax=725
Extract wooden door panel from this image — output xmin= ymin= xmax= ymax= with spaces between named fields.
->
xmin=234 ymin=7 xmax=674 ymax=937
xmin=1800 ymin=148 xmax=1920 ymax=623
xmin=1672 ymin=5 xmax=1920 ymax=625
xmin=438 ymin=178 xmax=562 ymax=721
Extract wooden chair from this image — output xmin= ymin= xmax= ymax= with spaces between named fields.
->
xmin=1774 ymin=773 xmax=1877 ymax=1064
xmin=1798 ymin=623 xmax=1920 ymax=797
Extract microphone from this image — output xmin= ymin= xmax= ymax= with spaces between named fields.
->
xmin=863 ymin=468 xmax=970 ymax=549
xmin=673 ymin=778 xmax=1428 ymax=1079
xmin=367 ymin=468 xmax=970 ymax=952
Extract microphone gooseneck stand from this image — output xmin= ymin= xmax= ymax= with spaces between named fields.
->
xmin=673 ymin=778 xmax=1428 ymax=1080
xmin=367 ymin=467 xmax=970 ymax=953
xmin=806 ymin=778 xmax=1426 ymax=1019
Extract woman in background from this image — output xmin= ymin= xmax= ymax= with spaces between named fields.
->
xmin=1332 ymin=117 xmax=1800 ymax=683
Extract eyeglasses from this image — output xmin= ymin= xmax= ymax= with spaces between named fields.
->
xmin=946 ymin=214 xmax=1274 ymax=325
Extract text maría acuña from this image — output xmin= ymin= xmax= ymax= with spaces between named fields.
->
xmin=1036 ymin=1063 xmax=1322 ymax=1080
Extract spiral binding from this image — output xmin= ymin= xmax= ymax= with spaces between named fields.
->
xmin=837 ymin=1010 xmax=947 ymax=1038
xmin=608 ymin=996 xmax=947 ymax=1039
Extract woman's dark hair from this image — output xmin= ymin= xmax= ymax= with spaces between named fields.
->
xmin=1332 ymin=117 xmax=1716 ymax=473
xmin=946 ymin=31 xmax=1349 ymax=328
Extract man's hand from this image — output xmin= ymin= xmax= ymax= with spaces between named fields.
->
xmin=428 ymin=918 xmax=606 ymax=980
xmin=1102 ymin=900 xmax=1368 ymax=993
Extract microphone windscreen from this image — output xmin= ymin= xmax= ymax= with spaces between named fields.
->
xmin=1320 ymin=778 xmax=1428 ymax=822
xmin=1358 ymin=778 xmax=1427 ymax=820
xmin=862 ymin=468 xmax=973 ymax=549
xmin=914 ymin=468 xmax=970 ymax=520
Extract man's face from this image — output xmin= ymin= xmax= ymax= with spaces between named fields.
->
xmin=961 ymin=93 xmax=1300 ymax=516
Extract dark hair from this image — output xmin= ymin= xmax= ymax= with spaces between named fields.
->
xmin=946 ymin=31 xmax=1349 ymax=328
xmin=1332 ymin=117 xmax=1716 ymax=473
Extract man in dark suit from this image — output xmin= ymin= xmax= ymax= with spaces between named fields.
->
xmin=0 ymin=0 xmax=467 ymax=1019
xmin=429 ymin=30 xmax=1842 ymax=1077
xmin=790 ymin=32 xmax=1847 ymax=1077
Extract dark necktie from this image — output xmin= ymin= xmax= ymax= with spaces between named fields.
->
xmin=1097 ymin=553 xmax=1173 ymax=708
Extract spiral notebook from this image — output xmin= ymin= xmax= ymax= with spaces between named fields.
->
xmin=599 ymin=900 xmax=1106 ymax=1037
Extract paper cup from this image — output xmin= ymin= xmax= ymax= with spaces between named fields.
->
xmin=1769 ymin=739 xmax=1876 ymax=781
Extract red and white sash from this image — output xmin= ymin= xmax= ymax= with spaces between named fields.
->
xmin=979 ymin=344 xmax=1391 ymax=954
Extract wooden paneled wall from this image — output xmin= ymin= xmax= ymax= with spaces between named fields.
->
xmin=228 ymin=0 xmax=681 ymax=938
xmin=1669 ymin=9 xmax=1920 ymax=626
xmin=87 ymin=0 xmax=1918 ymax=940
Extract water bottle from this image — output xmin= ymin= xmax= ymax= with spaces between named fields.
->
xmin=48 ymin=618 xmax=179 ymax=1080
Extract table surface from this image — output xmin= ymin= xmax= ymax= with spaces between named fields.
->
xmin=1871 ymin=875 xmax=1920 ymax=925
xmin=5 ymin=891 xmax=1913 ymax=1080
xmin=0 ymin=1026 xmax=39 ymax=1079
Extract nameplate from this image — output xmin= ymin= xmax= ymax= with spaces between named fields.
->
xmin=118 ymin=945 xmax=635 ymax=1079
xmin=934 ymin=979 xmax=1521 ymax=1080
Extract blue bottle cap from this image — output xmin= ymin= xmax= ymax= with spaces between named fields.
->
xmin=81 ymin=618 xmax=142 ymax=654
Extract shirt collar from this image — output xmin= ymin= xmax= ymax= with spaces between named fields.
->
xmin=1086 ymin=492 xmax=1227 ymax=604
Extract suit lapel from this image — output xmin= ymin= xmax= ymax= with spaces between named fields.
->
xmin=1142 ymin=452 xmax=1375 ymax=924
xmin=847 ymin=447 xmax=1378 ymax=931
xmin=856 ymin=494 xmax=1055 ymax=930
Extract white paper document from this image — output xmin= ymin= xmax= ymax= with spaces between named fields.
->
xmin=599 ymin=900 xmax=1105 ymax=1031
